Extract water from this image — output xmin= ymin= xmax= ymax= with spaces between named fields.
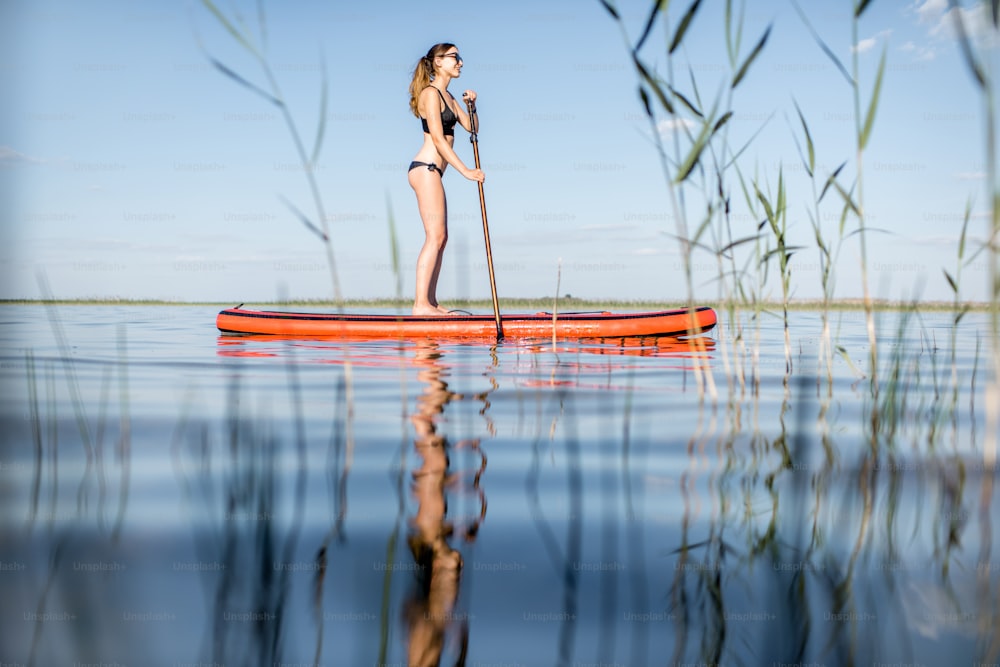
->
xmin=0 ymin=304 xmax=997 ymax=667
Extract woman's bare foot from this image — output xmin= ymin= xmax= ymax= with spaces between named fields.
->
xmin=413 ymin=304 xmax=449 ymax=316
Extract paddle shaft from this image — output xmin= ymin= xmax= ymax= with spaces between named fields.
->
xmin=466 ymin=99 xmax=503 ymax=341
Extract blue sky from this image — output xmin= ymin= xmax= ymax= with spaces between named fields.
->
xmin=1 ymin=0 xmax=995 ymax=303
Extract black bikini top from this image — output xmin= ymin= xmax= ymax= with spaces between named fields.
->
xmin=420 ymin=87 xmax=457 ymax=136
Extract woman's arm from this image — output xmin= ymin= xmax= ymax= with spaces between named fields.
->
xmin=421 ymin=88 xmax=483 ymax=181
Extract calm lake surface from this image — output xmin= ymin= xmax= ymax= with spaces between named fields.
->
xmin=0 ymin=304 xmax=997 ymax=667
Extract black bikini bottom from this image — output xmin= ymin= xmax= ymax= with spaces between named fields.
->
xmin=409 ymin=161 xmax=442 ymax=175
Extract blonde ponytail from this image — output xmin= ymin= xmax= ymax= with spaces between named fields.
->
xmin=408 ymin=43 xmax=456 ymax=117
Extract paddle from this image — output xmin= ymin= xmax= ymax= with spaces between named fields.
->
xmin=464 ymin=94 xmax=504 ymax=341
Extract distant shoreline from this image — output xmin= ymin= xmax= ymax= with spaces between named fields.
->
xmin=0 ymin=297 xmax=991 ymax=312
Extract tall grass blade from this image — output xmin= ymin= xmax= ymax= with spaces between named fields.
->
xmin=634 ymin=57 xmax=674 ymax=113
xmin=731 ymin=25 xmax=770 ymax=89
xmin=718 ymin=234 xmax=760 ymax=255
xmin=713 ymin=111 xmax=734 ymax=133
xmin=833 ymin=181 xmax=861 ymax=216
xmin=311 ymin=55 xmax=328 ymax=165
xmin=792 ymin=1 xmax=854 ymax=86
xmin=944 ymin=269 xmax=958 ymax=294
xmin=724 ymin=0 xmax=736 ymax=64
xmin=948 ymin=0 xmax=987 ymax=89
xmin=598 ymin=0 xmax=620 ymax=20
xmin=208 ymin=57 xmax=281 ymax=106
xmin=279 ymin=194 xmax=328 ymax=241
xmin=855 ymin=0 xmax=875 ymax=18
xmin=386 ymin=194 xmax=402 ymax=300
xmin=671 ymin=84 xmax=703 ymax=118
xmin=959 ymin=198 xmax=971 ymax=260
xmin=256 ymin=0 xmax=267 ymax=51
xmin=794 ymin=99 xmax=815 ymax=175
xmin=860 ymin=46 xmax=887 ymax=150
xmin=724 ymin=111 xmax=774 ymax=168
xmin=638 ymin=87 xmax=654 ymax=117
xmin=201 ymin=0 xmax=259 ymax=57
xmin=819 ymin=162 xmax=848 ymax=202
xmin=634 ymin=0 xmax=667 ymax=53
xmin=674 ymin=117 xmax=713 ymax=182
xmin=669 ymin=0 xmax=703 ymax=54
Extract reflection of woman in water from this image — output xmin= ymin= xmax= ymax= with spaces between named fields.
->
xmin=405 ymin=341 xmax=486 ymax=666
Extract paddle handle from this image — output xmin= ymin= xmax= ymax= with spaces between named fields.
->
xmin=466 ymin=99 xmax=503 ymax=341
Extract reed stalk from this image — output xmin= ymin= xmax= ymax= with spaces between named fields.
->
xmin=196 ymin=0 xmax=342 ymax=303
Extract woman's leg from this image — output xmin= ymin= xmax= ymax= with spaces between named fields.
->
xmin=410 ymin=168 xmax=451 ymax=316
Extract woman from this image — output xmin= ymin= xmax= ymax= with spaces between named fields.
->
xmin=408 ymin=43 xmax=485 ymax=316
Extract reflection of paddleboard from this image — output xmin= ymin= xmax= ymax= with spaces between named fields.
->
xmin=216 ymin=306 xmax=717 ymax=340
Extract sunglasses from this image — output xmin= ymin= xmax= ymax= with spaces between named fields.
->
xmin=439 ymin=52 xmax=463 ymax=63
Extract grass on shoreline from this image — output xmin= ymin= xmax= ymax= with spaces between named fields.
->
xmin=0 ymin=297 xmax=992 ymax=312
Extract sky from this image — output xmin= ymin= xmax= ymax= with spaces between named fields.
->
xmin=1 ymin=0 xmax=996 ymax=304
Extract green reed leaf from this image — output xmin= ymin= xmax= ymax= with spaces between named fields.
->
xmin=692 ymin=212 xmax=713 ymax=245
xmin=793 ymin=99 xmax=815 ymax=176
xmin=838 ymin=198 xmax=851 ymax=237
xmin=955 ymin=304 xmax=970 ymax=325
xmin=638 ymin=86 xmax=653 ymax=117
xmin=836 ymin=345 xmax=866 ymax=378
xmin=755 ymin=187 xmax=777 ymax=232
xmin=661 ymin=231 xmax=716 ymax=254
xmin=208 ymin=56 xmax=281 ymax=106
xmin=860 ymin=46 xmax=887 ymax=150
xmin=598 ymin=0 xmax=620 ymax=20
xmin=792 ymin=1 xmax=854 ymax=86
xmin=719 ymin=234 xmax=760 ymax=256
xmin=687 ymin=66 xmax=706 ymax=112
xmin=256 ymin=0 xmax=268 ymax=51
xmin=634 ymin=0 xmax=669 ymax=53
xmin=819 ymin=161 xmax=848 ymax=203
xmin=675 ymin=115 xmax=715 ymax=182
xmin=943 ymin=269 xmax=958 ymax=294
xmin=855 ymin=0 xmax=875 ymax=18
xmin=732 ymin=25 xmax=770 ymax=89
xmin=670 ymin=85 xmax=703 ymax=118
xmin=386 ymin=194 xmax=402 ymax=300
xmin=311 ymin=55 xmax=328 ymax=165
xmin=670 ymin=0 xmax=703 ymax=54
xmin=949 ymin=0 xmax=987 ymax=89
xmin=202 ymin=0 xmax=259 ymax=58
xmin=777 ymin=167 xmax=786 ymax=223
xmin=713 ymin=110 xmax=733 ymax=133
xmin=725 ymin=111 xmax=773 ymax=169
xmin=833 ymin=180 xmax=860 ymax=216
xmin=279 ymin=194 xmax=328 ymax=241
xmin=724 ymin=0 xmax=736 ymax=65
xmin=959 ymin=198 xmax=972 ymax=260
xmin=634 ymin=57 xmax=674 ymax=113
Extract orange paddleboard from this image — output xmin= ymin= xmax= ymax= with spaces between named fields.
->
xmin=216 ymin=306 xmax=717 ymax=340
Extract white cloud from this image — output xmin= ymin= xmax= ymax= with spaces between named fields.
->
xmin=853 ymin=37 xmax=878 ymax=53
xmin=0 ymin=146 xmax=43 ymax=166
xmin=911 ymin=0 xmax=948 ymax=23
xmin=914 ymin=1 xmax=994 ymax=47
xmin=656 ymin=117 xmax=696 ymax=135
xmin=853 ymin=29 xmax=893 ymax=54
xmin=855 ymin=37 xmax=878 ymax=53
